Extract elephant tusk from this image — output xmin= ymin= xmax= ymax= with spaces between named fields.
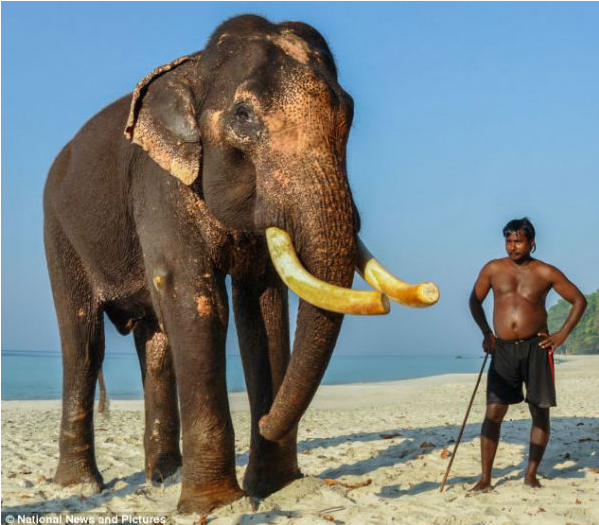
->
xmin=266 ymin=227 xmax=390 ymax=315
xmin=356 ymin=237 xmax=439 ymax=308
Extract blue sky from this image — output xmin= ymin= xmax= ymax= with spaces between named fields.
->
xmin=2 ymin=2 xmax=598 ymax=356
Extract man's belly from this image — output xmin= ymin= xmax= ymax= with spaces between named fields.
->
xmin=493 ymin=299 xmax=548 ymax=340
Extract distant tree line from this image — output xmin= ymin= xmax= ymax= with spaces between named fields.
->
xmin=548 ymin=289 xmax=599 ymax=354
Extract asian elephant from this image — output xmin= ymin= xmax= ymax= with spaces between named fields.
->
xmin=43 ymin=15 xmax=438 ymax=513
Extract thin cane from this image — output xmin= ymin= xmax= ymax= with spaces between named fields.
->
xmin=439 ymin=352 xmax=489 ymax=492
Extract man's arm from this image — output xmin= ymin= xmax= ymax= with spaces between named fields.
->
xmin=469 ymin=262 xmax=496 ymax=353
xmin=538 ymin=265 xmax=587 ymax=351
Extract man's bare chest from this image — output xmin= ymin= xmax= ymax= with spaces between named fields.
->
xmin=491 ymin=269 xmax=551 ymax=304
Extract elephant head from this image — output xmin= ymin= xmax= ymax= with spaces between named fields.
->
xmin=125 ymin=15 xmax=438 ymax=441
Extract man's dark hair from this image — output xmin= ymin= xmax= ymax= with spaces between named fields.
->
xmin=503 ymin=217 xmax=536 ymax=251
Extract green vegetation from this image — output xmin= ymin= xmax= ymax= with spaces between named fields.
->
xmin=548 ymin=289 xmax=599 ymax=354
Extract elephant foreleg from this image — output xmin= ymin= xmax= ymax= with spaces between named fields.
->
xmin=232 ymin=269 xmax=301 ymax=497
xmin=152 ymin=268 xmax=243 ymax=513
xmin=133 ymin=320 xmax=181 ymax=482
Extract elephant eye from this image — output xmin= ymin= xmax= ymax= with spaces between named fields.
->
xmin=235 ymin=104 xmax=252 ymax=122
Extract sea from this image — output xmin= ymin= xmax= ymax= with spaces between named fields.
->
xmin=1 ymin=350 xmax=484 ymax=400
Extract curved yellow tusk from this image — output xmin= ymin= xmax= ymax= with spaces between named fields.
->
xmin=266 ymin=227 xmax=390 ymax=315
xmin=356 ymin=237 xmax=439 ymax=308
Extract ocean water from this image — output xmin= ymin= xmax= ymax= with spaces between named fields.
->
xmin=1 ymin=350 xmax=483 ymax=400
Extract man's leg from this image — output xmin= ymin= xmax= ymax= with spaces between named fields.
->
xmin=471 ymin=403 xmax=508 ymax=491
xmin=525 ymin=404 xmax=550 ymax=488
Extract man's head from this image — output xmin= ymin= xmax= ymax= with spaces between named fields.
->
xmin=503 ymin=217 xmax=536 ymax=262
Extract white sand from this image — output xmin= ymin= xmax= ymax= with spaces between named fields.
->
xmin=2 ymin=355 xmax=599 ymax=524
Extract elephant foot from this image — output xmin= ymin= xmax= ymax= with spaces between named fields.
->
xmin=54 ymin=458 xmax=103 ymax=494
xmin=177 ymin=478 xmax=245 ymax=514
xmin=145 ymin=451 xmax=182 ymax=482
xmin=243 ymin=462 xmax=302 ymax=498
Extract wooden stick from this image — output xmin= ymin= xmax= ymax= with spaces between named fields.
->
xmin=439 ymin=352 xmax=489 ymax=492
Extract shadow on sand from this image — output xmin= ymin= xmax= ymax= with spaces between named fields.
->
xmin=2 ymin=415 xmax=598 ymax=516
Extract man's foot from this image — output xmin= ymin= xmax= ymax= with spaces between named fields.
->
xmin=469 ymin=479 xmax=493 ymax=492
xmin=524 ymin=474 xmax=542 ymax=488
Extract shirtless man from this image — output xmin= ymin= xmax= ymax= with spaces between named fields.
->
xmin=469 ymin=217 xmax=587 ymax=491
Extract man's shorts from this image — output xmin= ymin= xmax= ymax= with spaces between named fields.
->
xmin=487 ymin=334 xmax=556 ymax=408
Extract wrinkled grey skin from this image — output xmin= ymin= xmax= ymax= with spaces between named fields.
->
xmin=44 ymin=15 xmax=360 ymax=513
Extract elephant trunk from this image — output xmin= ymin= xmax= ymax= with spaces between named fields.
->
xmin=259 ymin=199 xmax=357 ymax=441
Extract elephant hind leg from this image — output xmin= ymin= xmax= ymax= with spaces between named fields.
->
xmin=133 ymin=319 xmax=181 ymax=482
xmin=45 ymin=217 xmax=104 ymax=493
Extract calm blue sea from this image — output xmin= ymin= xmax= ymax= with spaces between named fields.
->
xmin=1 ymin=350 xmax=483 ymax=400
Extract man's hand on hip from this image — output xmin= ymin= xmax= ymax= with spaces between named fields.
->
xmin=538 ymin=331 xmax=566 ymax=351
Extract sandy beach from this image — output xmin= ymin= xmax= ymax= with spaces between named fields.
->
xmin=2 ymin=355 xmax=598 ymax=524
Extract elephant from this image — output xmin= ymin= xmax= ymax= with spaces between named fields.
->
xmin=43 ymin=14 xmax=438 ymax=513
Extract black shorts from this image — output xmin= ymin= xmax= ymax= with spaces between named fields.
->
xmin=487 ymin=335 xmax=556 ymax=408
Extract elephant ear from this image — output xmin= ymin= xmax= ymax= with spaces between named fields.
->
xmin=125 ymin=54 xmax=202 ymax=185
